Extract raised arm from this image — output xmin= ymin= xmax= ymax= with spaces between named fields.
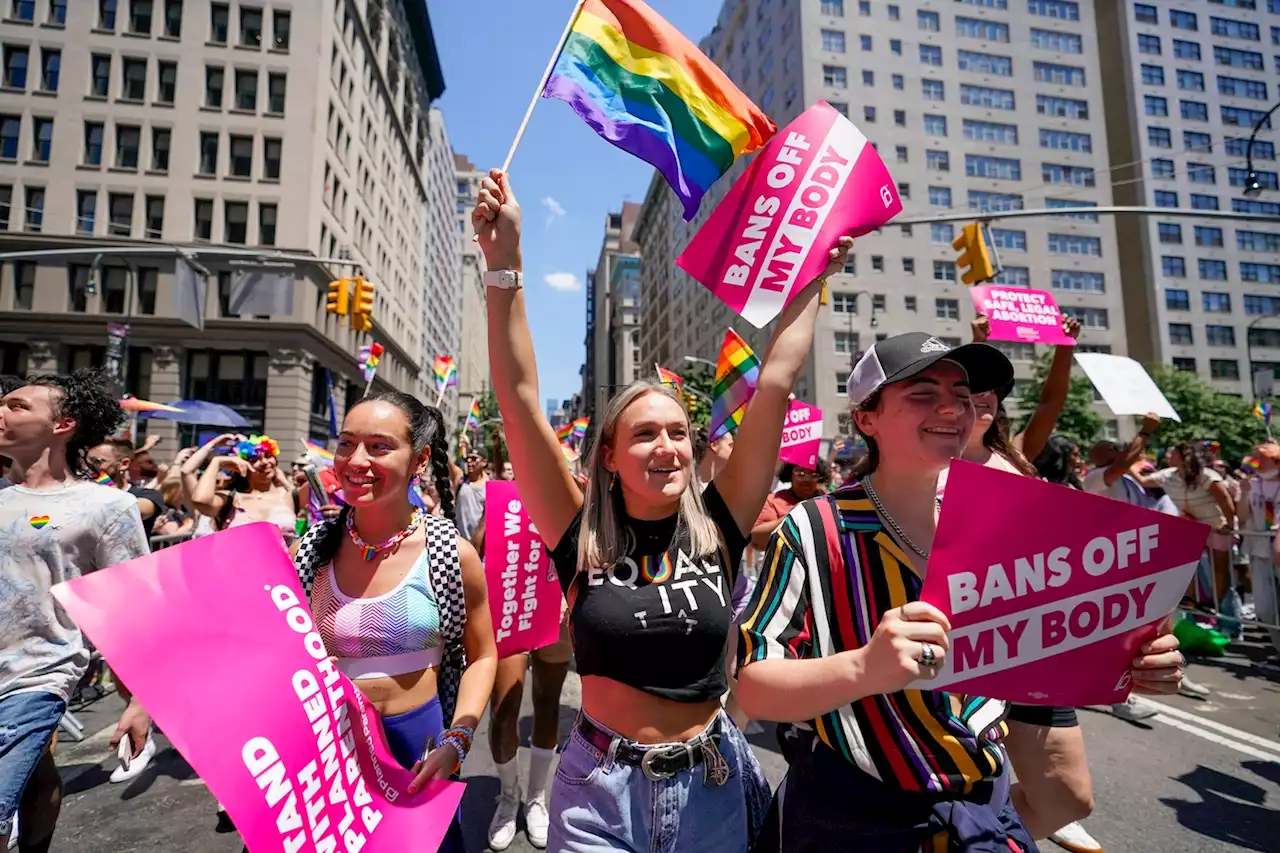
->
xmin=715 ymin=237 xmax=853 ymax=534
xmin=179 ymin=434 xmax=238 ymax=518
xmin=1101 ymin=413 xmax=1161 ymax=488
xmin=476 ymin=170 xmax=582 ymax=550
xmin=1016 ymin=316 xmax=1081 ymax=462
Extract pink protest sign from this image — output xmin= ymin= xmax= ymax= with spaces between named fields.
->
xmin=677 ymin=101 xmax=903 ymax=329
xmin=52 ymin=524 xmax=465 ymax=853
xmin=484 ymin=480 xmax=563 ymax=658
xmin=778 ymin=400 xmax=823 ymax=469
xmin=917 ymin=461 xmax=1208 ymax=706
xmin=970 ymin=285 xmax=1074 ymax=346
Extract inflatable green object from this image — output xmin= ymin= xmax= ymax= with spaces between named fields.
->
xmin=1174 ymin=617 xmax=1231 ymax=657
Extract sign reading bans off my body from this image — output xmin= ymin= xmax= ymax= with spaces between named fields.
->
xmin=677 ymin=101 xmax=903 ymax=329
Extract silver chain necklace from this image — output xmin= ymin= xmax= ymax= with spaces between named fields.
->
xmin=862 ymin=475 xmax=931 ymax=559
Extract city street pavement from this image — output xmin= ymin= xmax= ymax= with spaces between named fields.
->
xmin=46 ymin=638 xmax=1279 ymax=853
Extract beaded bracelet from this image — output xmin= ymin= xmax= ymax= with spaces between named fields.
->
xmin=437 ymin=725 xmax=475 ymax=774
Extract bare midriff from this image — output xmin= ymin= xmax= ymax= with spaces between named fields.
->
xmin=581 ymin=675 xmax=721 ymax=743
xmin=351 ymin=667 xmax=439 ymax=718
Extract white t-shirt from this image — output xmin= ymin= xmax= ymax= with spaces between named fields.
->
xmin=1082 ymin=468 xmax=1152 ymax=506
xmin=1242 ymin=474 xmax=1280 ymax=558
xmin=1148 ymin=467 xmax=1226 ymax=527
xmin=936 ymin=452 xmax=1021 ymax=498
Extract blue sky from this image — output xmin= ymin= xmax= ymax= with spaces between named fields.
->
xmin=431 ymin=0 xmax=722 ymax=406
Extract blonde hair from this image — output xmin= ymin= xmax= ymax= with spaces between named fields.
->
xmin=576 ymin=381 xmax=723 ymax=571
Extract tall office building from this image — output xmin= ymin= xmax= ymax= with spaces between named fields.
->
xmin=1099 ymin=1 xmax=1280 ymax=399
xmin=423 ymin=104 xmax=461 ymax=426
xmin=584 ymin=202 xmax=642 ymax=420
xmin=454 ymin=151 xmax=488 ymax=420
xmin=638 ymin=0 xmax=1126 ymax=440
xmin=0 ymin=0 xmax=446 ymax=441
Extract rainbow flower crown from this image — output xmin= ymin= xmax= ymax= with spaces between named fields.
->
xmin=235 ymin=434 xmax=280 ymax=460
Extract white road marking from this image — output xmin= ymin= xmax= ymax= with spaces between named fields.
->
xmin=1135 ymin=697 xmax=1280 ymax=761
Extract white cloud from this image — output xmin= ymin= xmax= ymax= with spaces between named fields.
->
xmin=541 ymin=196 xmax=566 ymax=229
xmin=544 ymin=272 xmax=582 ymax=292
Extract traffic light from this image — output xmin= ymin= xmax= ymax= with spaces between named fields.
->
xmin=952 ymin=223 xmax=999 ymax=285
xmin=349 ymin=312 xmax=372 ymax=333
xmin=352 ymin=277 xmax=375 ymax=316
xmin=326 ymin=277 xmax=350 ymax=315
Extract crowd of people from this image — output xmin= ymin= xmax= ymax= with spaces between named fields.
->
xmin=0 ymin=165 xmax=1273 ymax=853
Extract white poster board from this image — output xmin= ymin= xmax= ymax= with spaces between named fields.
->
xmin=1074 ymin=353 xmax=1181 ymax=422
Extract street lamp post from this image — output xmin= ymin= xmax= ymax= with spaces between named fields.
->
xmin=1243 ymin=99 xmax=1280 ymax=197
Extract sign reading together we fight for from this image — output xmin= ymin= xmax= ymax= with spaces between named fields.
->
xmin=917 ymin=462 xmax=1208 ymax=707
xmin=677 ymin=101 xmax=903 ymax=328
xmin=483 ymin=480 xmax=563 ymax=659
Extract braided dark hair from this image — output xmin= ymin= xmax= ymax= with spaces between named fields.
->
xmin=27 ymin=369 xmax=125 ymax=478
xmin=359 ymin=390 xmax=453 ymax=521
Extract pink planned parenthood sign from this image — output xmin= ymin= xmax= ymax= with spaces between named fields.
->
xmin=677 ymin=101 xmax=903 ymax=328
xmin=484 ymin=480 xmax=563 ymax=659
xmin=777 ymin=400 xmax=822 ymax=469
xmin=917 ymin=462 xmax=1208 ymax=706
xmin=970 ymin=285 xmax=1075 ymax=346
xmin=52 ymin=523 xmax=465 ymax=853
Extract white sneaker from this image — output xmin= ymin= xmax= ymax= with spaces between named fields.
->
xmin=109 ymin=732 xmax=156 ymax=784
xmin=487 ymin=790 xmax=520 ymax=852
xmin=525 ymin=795 xmax=549 ymax=849
xmin=1050 ymin=820 xmax=1104 ymax=853
xmin=1110 ymin=697 xmax=1158 ymax=722
xmin=1179 ymin=677 xmax=1211 ymax=698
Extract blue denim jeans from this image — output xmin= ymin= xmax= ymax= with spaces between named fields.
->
xmin=0 ymin=691 xmax=66 ymax=838
xmin=547 ymin=709 xmax=769 ymax=853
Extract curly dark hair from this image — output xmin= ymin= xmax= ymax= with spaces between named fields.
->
xmin=358 ymin=390 xmax=454 ymax=521
xmin=26 ymin=369 xmax=125 ymax=478
xmin=0 ymin=374 xmax=23 ymax=396
xmin=1033 ymin=435 xmax=1083 ymax=490
xmin=779 ymin=458 xmax=831 ymax=485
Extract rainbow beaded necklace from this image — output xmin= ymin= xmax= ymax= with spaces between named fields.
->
xmin=345 ymin=509 xmax=424 ymax=561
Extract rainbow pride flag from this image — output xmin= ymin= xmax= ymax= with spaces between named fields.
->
xmin=572 ymin=416 xmax=590 ymax=439
xmin=555 ymin=422 xmax=575 ymax=442
xmin=543 ymin=0 xmax=776 ymax=220
xmin=433 ymin=356 xmax=458 ymax=394
xmin=358 ymin=342 xmax=384 ymax=385
xmin=561 ymin=441 xmax=580 ymax=466
xmin=465 ymin=399 xmax=481 ymax=433
xmin=302 ymin=439 xmax=334 ymax=467
xmin=655 ymin=365 xmax=684 ymax=390
xmin=1255 ymin=400 xmax=1272 ymax=424
xmin=93 ymin=471 xmax=114 ymax=485
xmin=709 ymin=329 xmax=761 ymax=441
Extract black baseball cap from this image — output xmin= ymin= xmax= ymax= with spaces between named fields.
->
xmin=846 ymin=333 xmax=1014 ymax=407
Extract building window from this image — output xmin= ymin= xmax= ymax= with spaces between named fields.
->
xmin=960 ymin=84 xmax=1015 ymax=110
xmin=933 ymin=260 xmax=957 ymax=282
xmin=990 ymin=228 xmax=1026 ymax=251
xmin=1137 ymin=34 xmax=1162 ymax=55
xmin=1176 ymin=70 xmax=1205 ymax=92
xmin=199 ymin=131 xmax=218 ymax=174
xmin=1181 ymin=100 xmax=1209 ymax=121
xmin=889 ymin=39 xmax=902 ymax=55
xmin=48 ymin=0 xmax=66 ymax=24
xmin=1148 ymin=126 xmax=1172 ymax=148
xmin=1196 ymin=226 xmax=1224 ymax=247
xmin=929 ymin=186 xmax=952 ymax=207
xmin=225 ymin=200 xmax=247 ymax=242
xmin=204 ymin=65 xmax=223 ymax=107
xmin=30 ymin=117 xmax=51 ymax=162
xmin=1134 ymin=3 xmax=1157 ymax=24
xmin=1032 ymin=28 xmax=1083 ymax=53
xmin=144 ymin=194 xmax=163 ymax=238
xmin=1043 ymin=163 xmax=1095 ymax=186
xmin=859 ymin=34 xmax=871 ymax=51
xmin=1162 ymin=256 xmax=1187 ymax=277
xmin=3 ymin=44 xmax=28 ymax=90
xmin=99 ymin=0 xmax=117 ymax=29
xmin=894 ymin=145 xmax=908 ymax=163
xmin=1187 ymin=163 xmax=1216 ymax=183
xmin=209 ymin=2 xmax=227 ymax=42
xmin=12 ymin=261 xmax=33 ymax=310
xmin=163 ymin=0 xmax=182 ymax=37
xmin=108 ymin=192 xmax=132 ymax=236
xmin=1215 ymin=46 xmax=1264 ymax=70
xmin=1144 ymin=95 xmax=1168 ymax=117
xmin=963 ymin=120 xmax=1018 ymax=144
xmin=1211 ymin=17 xmax=1261 ymax=41
xmin=156 ymin=60 xmax=176 ymax=103
xmin=193 ymin=198 xmax=212 ymax=240
xmin=39 ymin=48 xmax=59 ymax=92
xmin=23 ymin=186 xmax=42 ymax=231
xmin=234 ymin=68 xmax=257 ymax=110
xmin=1158 ymin=223 xmax=1183 ymax=244
xmin=1170 ymin=10 xmax=1197 ymax=31
xmin=923 ymin=114 xmax=947 ymax=135
xmin=267 ymin=72 xmax=286 ymax=113
xmin=1203 ymin=291 xmax=1232 ymax=312
xmin=229 ymin=134 xmax=252 ymax=176
xmin=920 ymin=44 xmax=943 ymax=66
xmin=1238 ymin=230 xmax=1280 ymax=252
xmin=90 ymin=54 xmax=110 ymax=97
xmin=1242 ymin=262 xmax=1280 ymax=283
xmin=257 ymin=201 xmax=276 ymax=245
xmin=918 ymin=10 xmax=939 ymax=32
xmin=970 ymin=190 xmax=1024 ymax=211
xmin=1172 ymin=40 xmax=1201 ymax=60
xmin=1172 ymin=357 xmax=1197 ymax=372
xmin=1141 ymin=64 xmax=1164 ymax=86
xmin=1154 ymin=190 xmax=1179 ymax=208
xmin=10 ymin=0 xmax=33 ymax=21
xmin=957 ymin=50 xmax=1012 ymax=75
xmin=129 ymin=0 xmax=152 ymax=34
xmin=863 ymin=105 xmax=876 ymax=123
xmin=821 ymin=29 xmax=845 ymax=52
xmin=835 ymin=372 xmax=849 ymax=396
xmin=239 ymin=5 xmax=262 ymax=47
xmin=1165 ymin=289 xmax=1190 ymax=311
xmin=956 ymin=16 xmax=1009 ymax=42
xmin=927 ymin=150 xmax=950 ymax=172
xmin=1040 ymin=129 xmax=1091 ymax=152
xmin=1210 ymin=359 xmax=1240 ymax=380
xmin=0 ymin=114 xmax=18 ymax=159
xmin=272 ymin=9 xmax=289 ymax=49
xmin=1200 ymin=259 xmax=1229 ymax=280
xmin=1045 ymin=198 xmax=1098 ymax=220
xmin=1073 ymin=308 xmax=1109 ymax=330
xmin=936 ymin=298 xmax=960 ymax=320
xmin=150 ymin=126 xmax=170 ymax=171
xmin=82 ymin=121 xmax=104 ymax=165
xmin=1036 ymin=94 xmax=1087 ymax=119
xmin=965 ymin=154 xmax=1021 ymax=180
xmin=894 ymin=109 xmax=906 ymax=127
xmin=1206 ymin=325 xmax=1238 ymax=347
xmin=831 ymin=292 xmax=858 ymax=313
xmin=822 ymin=65 xmax=847 ymax=87
xmin=1190 ymin=194 xmax=1220 ymax=211
xmin=76 ymin=190 xmax=96 ymax=235
xmin=1184 ymin=131 xmax=1213 ymax=151
xmin=931 ymin=222 xmax=954 ymax=243
xmin=821 ymin=0 xmax=843 ymax=16
xmin=905 ymin=295 xmax=918 ymax=311
xmin=1048 ymin=234 xmax=1101 ymax=256
xmin=1029 ymin=0 xmax=1078 ymax=20
xmin=121 ymin=57 xmax=146 ymax=101
xmin=0 ymin=184 xmax=9 ymax=229
xmin=1034 ymin=61 xmax=1085 ymax=86
xmin=263 ymin=136 xmax=280 ymax=180
xmin=922 ymin=79 xmax=944 ymax=101
xmin=1051 ymin=270 xmax=1105 ymax=293
xmin=903 ymin=258 xmax=916 ymax=274
xmin=115 ymin=123 xmax=140 ymax=168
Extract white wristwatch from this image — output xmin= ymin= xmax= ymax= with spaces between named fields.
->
xmin=483 ymin=269 xmax=523 ymax=290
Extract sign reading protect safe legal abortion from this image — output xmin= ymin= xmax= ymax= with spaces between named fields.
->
xmin=915 ymin=462 xmax=1208 ymax=706
xmin=969 ymin=286 xmax=1075 ymax=347
xmin=51 ymin=524 xmax=465 ymax=853
xmin=677 ymin=101 xmax=903 ymax=329
xmin=777 ymin=400 xmax=823 ymax=469
xmin=484 ymin=481 xmax=562 ymax=659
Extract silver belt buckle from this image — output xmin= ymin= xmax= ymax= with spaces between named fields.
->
xmin=640 ymin=744 xmax=688 ymax=781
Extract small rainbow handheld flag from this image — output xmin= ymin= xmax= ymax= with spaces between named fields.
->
xmin=465 ymin=399 xmax=481 ymax=433
xmin=1255 ymin=401 xmax=1272 ymax=424
xmin=560 ymin=441 xmax=580 ymax=466
xmin=709 ymin=329 xmax=762 ymax=441
xmin=93 ymin=471 xmax=114 ymax=485
xmin=555 ymin=422 xmax=575 ymax=442
xmin=572 ymin=416 xmax=590 ymax=439
xmin=433 ymin=356 xmax=458 ymax=394
xmin=358 ymin=342 xmax=384 ymax=385
xmin=302 ymin=439 xmax=334 ymax=467
xmin=1240 ymin=456 xmax=1262 ymax=476
xmin=655 ymin=365 xmax=684 ymax=390
xmin=542 ymin=0 xmax=777 ymax=220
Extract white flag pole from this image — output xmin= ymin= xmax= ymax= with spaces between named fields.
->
xmin=501 ymin=0 xmax=586 ymax=174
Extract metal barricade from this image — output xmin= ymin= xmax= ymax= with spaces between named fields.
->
xmin=148 ymin=531 xmax=194 ymax=551
xmin=1181 ymin=528 xmax=1280 ymax=639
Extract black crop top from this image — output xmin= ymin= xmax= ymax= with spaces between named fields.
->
xmin=548 ymin=484 xmax=748 ymax=703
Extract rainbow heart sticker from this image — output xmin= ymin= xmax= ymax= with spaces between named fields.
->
xmin=29 ymin=515 xmax=50 ymax=529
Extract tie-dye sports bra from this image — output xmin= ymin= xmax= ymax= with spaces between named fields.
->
xmin=311 ymin=551 xmax=443 ymax=680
